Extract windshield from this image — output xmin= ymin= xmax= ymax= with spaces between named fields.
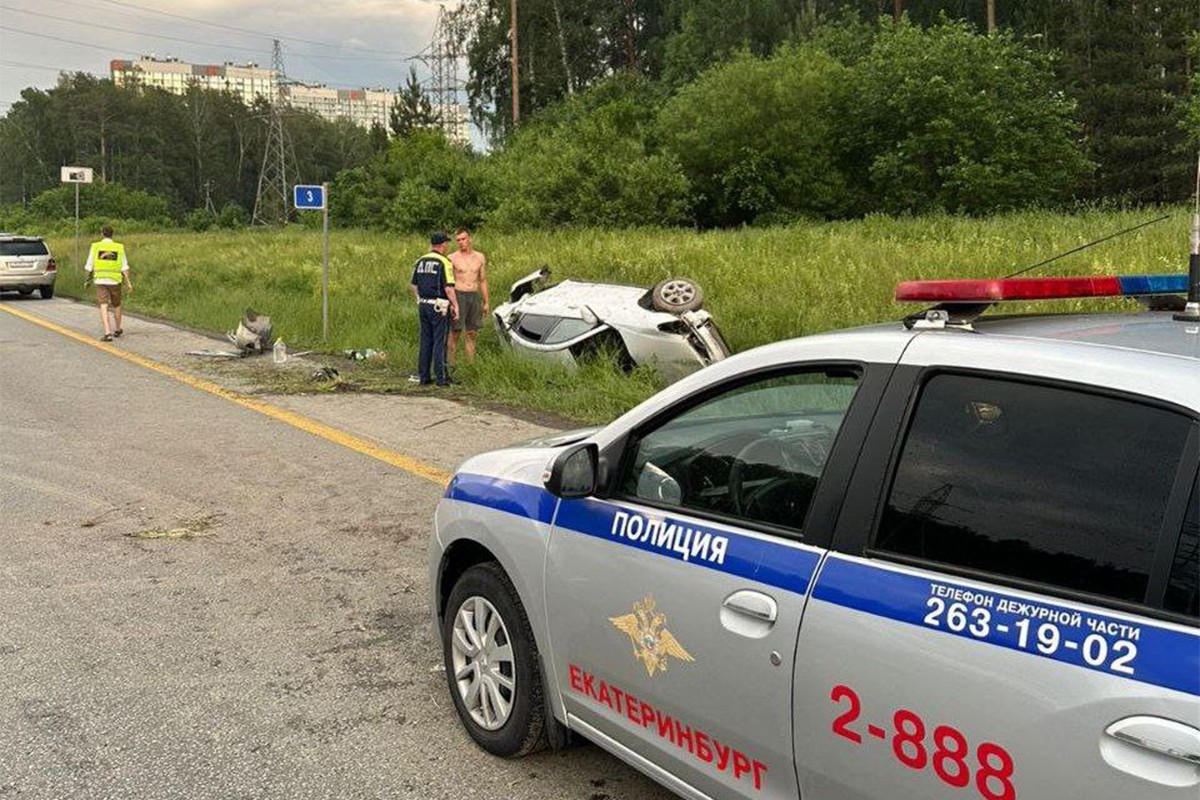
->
xmin=0 ymin=240 xmax=48 ymax=257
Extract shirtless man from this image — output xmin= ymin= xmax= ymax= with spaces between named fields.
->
xmin=448 ymin=227 xmax=490 ymax=365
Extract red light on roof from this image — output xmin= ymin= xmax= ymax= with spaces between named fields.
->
xmin=896 ymin=276 xmax=1123 ymax=303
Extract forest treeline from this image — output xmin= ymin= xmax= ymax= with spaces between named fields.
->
xmin=1 ymin=2 xmax=1197 ymax=232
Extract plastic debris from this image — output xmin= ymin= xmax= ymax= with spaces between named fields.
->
xmin=227 ymin=308 xmax=273 ymax=353
xmin=343 ymin=348 xmax=387 ymax=361
xmin=310 ymin=365 xmax=340 ymax=382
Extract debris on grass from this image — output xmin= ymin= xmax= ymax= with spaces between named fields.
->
xmin=228 ymin=308 xmax=273 ymax=354
xmin=310 ymin=365 xmax=340 ymax=382
xmin=343 ymin=349 xmax=387 ymax=361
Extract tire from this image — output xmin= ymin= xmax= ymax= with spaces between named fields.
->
xmin=442 ymin=562 xmax=547 ymax=758
xmin=651 ymin=277 xmax=703 ymax=314
xmin=38 ymin=284 xmax=54 ymax=299
xmin=17 ymin=289 xmax=33 ymax=297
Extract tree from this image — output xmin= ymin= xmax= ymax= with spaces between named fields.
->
xmin=1025 ymin=0 xmax=1195 ymax=202
xmin=331 ymin=130 xmax=490 ymax=231
xmin=661 ymin=0 xmax=804 ymax=85
xmin=390 ymin=67 xmax=438 ymax=138
xmin=0 ymin=74 xmax=380 ymax=218
xmin=657 ymin=47 xmax=848 ymax=225
xmin=832 ymin=19 xmax=1091 ymax=215
xmin=486 ymin=76 xmax=691 ymax=228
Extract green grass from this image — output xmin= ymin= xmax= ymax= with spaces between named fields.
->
xmin=47 ymin=209 xmax=1193 ymax=423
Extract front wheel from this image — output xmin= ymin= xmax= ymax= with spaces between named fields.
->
xmin=442 ymin=562 xmax=547 ymax=757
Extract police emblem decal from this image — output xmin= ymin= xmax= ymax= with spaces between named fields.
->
xmin=609 ymin=595 xmax=694 ymax=677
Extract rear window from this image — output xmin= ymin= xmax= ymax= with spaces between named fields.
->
xmin=0 ymin=240 xmax=49 ymax=257
xmin=874 ymin=373 xmax=1194 ymax=607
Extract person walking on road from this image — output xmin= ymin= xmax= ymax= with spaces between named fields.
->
xmin=410 ymin=232 xmax=459 ymax=386
xmin=83 ymin=225 xmax=133 ymax=342
xmin=448 ymin=227 xmax=490 ymax=366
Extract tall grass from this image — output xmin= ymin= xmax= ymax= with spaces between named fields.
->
xmin=47 ymin=208 xmax=1193 ymax=423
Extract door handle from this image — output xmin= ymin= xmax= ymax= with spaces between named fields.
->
xmin=1105 ymin=717 xmax=1200 ymax=766
xmin=722 ymin=590 xmax=777 ymax=623
xmin=1101 ymin=716 xmax=1200 ymax=788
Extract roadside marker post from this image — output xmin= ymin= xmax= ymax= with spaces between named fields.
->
xmin=61 ymin=166 xmax=93 ymax=272
xmin=294 ymin=184 xmax=330 ymax=341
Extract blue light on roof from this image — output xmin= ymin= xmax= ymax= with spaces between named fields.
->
xmin=1117 ymin=274 xmax=1189 ymax=295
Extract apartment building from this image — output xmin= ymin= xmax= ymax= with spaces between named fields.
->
xmin=110 ymin=56 xmax=397 ymax=131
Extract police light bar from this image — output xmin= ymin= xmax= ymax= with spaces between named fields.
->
xmin=895 ymin=274 xmax=1190 ymax=303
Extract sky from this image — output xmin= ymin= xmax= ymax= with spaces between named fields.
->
xmin=0 ymin=0 xmax=448 ymax=112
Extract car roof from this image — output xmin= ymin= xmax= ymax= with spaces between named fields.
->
xmin=0 ymin=234 xmax=45 ymax=241
xmin=971 ymin=311 xmax=1200 ymax=361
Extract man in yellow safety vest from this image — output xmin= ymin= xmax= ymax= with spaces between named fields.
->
xmin=83 ymin=225 xmax=133 ymax=342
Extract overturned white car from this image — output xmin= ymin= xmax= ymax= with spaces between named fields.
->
xmin=492 ymin=268 xmax=730 ymax=381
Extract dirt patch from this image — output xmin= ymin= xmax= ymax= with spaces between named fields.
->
xmin=126 ymin=513 xmax=221 ymax=540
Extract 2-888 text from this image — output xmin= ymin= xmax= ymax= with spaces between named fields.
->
xmin=830 ymin=684 xmax=1016 ymax=800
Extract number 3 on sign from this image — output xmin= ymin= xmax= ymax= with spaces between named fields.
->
xmin=306 ymin=190 xmax=314 ymax=203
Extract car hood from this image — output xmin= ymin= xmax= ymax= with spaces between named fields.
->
xmin=513 ymin=427 xmax=600 ymax=449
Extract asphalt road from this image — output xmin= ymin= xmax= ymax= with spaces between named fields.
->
xmin=0 ymin=302 xmax=670 ymax=800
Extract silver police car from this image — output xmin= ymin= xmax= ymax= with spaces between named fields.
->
xmin=429 ymin=273 xmax=1199 ymax=800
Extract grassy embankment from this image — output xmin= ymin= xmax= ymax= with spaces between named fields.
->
xmin=47 ymin=209 xmax=1192 ymax=423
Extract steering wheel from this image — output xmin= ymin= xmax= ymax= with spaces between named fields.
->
xmin=728 ymin=436 xmax=820 ymax=518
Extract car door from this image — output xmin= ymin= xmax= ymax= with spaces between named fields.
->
xmin=543 ymin=363 xmax=884 ymax=800
xmin=792 ymin=367 xmax=1200 ymax=800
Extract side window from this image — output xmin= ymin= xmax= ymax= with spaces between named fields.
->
xmin=620 ymin=369 xmax=860 ymax=534
xmin=875 ymin=374 xmax=1193 ymax=605
xmin=1164 ymin=478 xmax=1199 ymax=618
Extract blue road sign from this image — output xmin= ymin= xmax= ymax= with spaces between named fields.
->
xmin=294 ymin=184 xmax=326 ymax=210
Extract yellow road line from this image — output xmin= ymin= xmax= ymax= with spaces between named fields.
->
xmin=0 ymin=303 xmax=452 ymax=486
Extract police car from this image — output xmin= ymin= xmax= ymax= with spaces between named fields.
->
xmin=429 ymin=273 xmax=1199 ymax=800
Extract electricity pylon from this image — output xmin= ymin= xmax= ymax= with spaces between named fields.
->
xmin=253 ymin=39 xmax=298 ymax=225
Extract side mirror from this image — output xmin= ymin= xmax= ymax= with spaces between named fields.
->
xmin=544 ymin=443 xmax=599 ymax=498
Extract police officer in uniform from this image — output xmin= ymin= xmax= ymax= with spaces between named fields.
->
xmin=410 ymin=232 xmax=459 ymax=386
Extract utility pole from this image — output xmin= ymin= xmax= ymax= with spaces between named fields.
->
xmin=986 ymin=0 xmax=996 ymax=34
xmin=510 ymin=0 xmax=520 ymax=126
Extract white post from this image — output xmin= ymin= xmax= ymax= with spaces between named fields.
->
xmin=74 ymin=182 xmax=80 ymax=271
xmin=321 ymin=182 xmax=330 ymax=342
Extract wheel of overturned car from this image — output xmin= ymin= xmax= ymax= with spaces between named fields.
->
xmin=651 ymin=277 xmax=703 ymax=314
xmin=443 ymin=562 xmax=547 ymax=758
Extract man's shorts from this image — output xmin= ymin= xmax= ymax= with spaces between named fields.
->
xmin=95 ymin=284 xmax=122 ymax=307
xmin=454 ymin=291 xmax=483 ymax=332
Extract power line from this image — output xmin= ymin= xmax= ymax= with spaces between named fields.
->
xmin=1 ymin=6 xmax=417 ymax=62
xmin=0 ymin=23 xmax=123 ymax=53
xmin=0 ymin=58 xmax=92 ymax=74
xmin=86 ymin=0 xmax=417 ymax=56
xmin=1 ymin=5 xmax=267 ymax=54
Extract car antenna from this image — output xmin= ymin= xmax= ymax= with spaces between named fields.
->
xmin=1173 ymin=149 xmax=1200 ymax=322
xmin=1003 ymin=213 xmax=1171 ymax=279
